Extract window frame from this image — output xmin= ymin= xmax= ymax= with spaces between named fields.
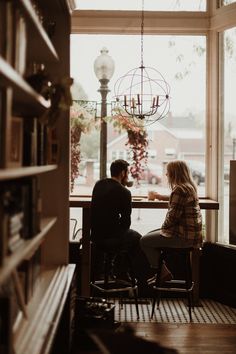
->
xmin=71 ymin=0 xmax=236 ymax=244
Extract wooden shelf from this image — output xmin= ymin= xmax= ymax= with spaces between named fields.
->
xmin=18 ymin=0 xmax=59 ymax=62
xmin=0 ymin=1 xmax=72 ymax=353
xmin=0 ymin=57 xmax=50 ymax=116
xmin=0 ymin=165 xmax=57 ymax=181
xmin=0 ymin=217 xmax=57 ymax=285
xmin=14 ymin=264 xmax=75 ymax=354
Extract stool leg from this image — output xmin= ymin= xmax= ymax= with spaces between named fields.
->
xmin=104 ymin=253 xmax=110 ymax=290
xmin=155 ymin=258 xmax=163 ymax=310
xmin=151 ymin=252 xmax=164 ymax=318
xmin=151 ymin=298 xmax=156 ymax=319
xmin=126 ymin=253 xmax=139 ymax=319
xmin=187 ymin=291 xmax=192 ymax=322
xmin=185 ymin=251 xmax=193 ymax=322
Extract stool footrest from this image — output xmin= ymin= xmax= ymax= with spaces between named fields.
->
xmin=153 ymin=281 xmax=194 ymax=293
xmin=90 ymin=279 xmax=138 ymax=293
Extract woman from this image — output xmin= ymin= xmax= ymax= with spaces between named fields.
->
xmin=140 ymin=160 xmax=203 ymax=284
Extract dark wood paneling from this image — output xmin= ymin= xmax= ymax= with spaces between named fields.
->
xmin=200 ymin=242 xmax=236 ymax=308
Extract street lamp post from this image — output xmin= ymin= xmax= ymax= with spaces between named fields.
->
xmin=231 ymin=130 xmax=236 ymax=160
xmin=94 ymin=48 xmax=115 ymax=179
xmin=233 ymin=138 xmax=236 ymax=160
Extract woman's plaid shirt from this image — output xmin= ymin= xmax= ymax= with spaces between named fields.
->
xmin=160 ymin=185 xmax=202 ymax=247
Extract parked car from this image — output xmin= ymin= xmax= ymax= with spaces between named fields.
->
xmin=140 ymin=164 xmax=162 ymax=185
xmin=185 ymin=160 xmax=205 ymax=185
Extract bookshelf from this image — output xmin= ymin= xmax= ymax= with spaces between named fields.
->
xmin=0 ymin=1 xmax=75 ymax=354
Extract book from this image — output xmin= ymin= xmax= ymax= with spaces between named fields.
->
xmin=0 ymin=1 xmax=14 ymax=64
xmin=9 ymin=212 xmax=23 ymax=235
xmin=0 ymin=90 xmax=5 ymax=168
xmin=0 ymin=178 xmax=41 ymax=242
xmin=37 ymin=122 xmax=47 ymax=165
xmin=23 ymin=117 xmax=38 ymax=166
xmin=0 ymin=296 xmax=13 ymax=354
xmin=0 ymin=2 xmax=6 ymax=58
xmin=0 ymin=277 xmax=19 ymax=354
xmin=18 ymin=249 xmax=41 ymax=304
xmin=46 ymin=127 xmax=60 ymax=164
xmin=14 ymin=9 xmax=27 ymax=75
xmin=8 ymin=117 xmax=23 ymax=168
xmin=5 ymin=1 xmax=14 ymax=65
xmin=21 ymin=177 xmax=41 ymax=238
xmin=0 ymin=210 xmax=8 ymax=266
xmin=18 ymin=259 xmax=33 ymax=304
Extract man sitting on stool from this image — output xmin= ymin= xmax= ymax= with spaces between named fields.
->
xmin=90 ymin=159 xmax=146 ymax=282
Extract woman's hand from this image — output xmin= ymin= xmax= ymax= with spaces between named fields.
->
xmin=156 ymin=192 xmax=169 ymax=201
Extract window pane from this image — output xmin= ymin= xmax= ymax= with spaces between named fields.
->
xmin=221 ymin=0 xmax=236 ymax=6
xmin=220 ymin=27 xmax=236 ymax=244
xmin=70 ymin=34 xmax=206 ymax=198
xmin=75 ymin=0 xmax=206 ymax=11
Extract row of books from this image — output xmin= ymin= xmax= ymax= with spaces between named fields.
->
xmin=0 ymin=177 xmax=41 ymax=265
xmin=23 ymin=118 xmax=59 ymax=167
xmin=0 ymin=114 xmax=59 ymax=169
xmin=18 ymin=249 xmax=41 ymax=305
xmin=0 ymin=1 xmax=27 ymax=75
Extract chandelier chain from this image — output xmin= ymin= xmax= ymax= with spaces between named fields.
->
xmin=141 ymin=0 xmax=144 ymax=68
xmin=113 ymin=0 xmax=170 ymax=126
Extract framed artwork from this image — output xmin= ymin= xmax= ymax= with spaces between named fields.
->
xmin=9 ymin=116 xmax=23 ymax=167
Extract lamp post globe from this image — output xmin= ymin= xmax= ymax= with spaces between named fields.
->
xmin=94 ymin=47 xmax=115 ymax=179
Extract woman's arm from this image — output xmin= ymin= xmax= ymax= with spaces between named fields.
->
xmin=161 ymin=189 xmax=185 ymax=231
xmin=154 ymin=192 xmax=169 ymax=201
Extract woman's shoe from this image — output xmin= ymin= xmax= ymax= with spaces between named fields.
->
xmin=147 ymin=274 xmax=157 ymax=284
xmin=161 ymin=263 xmax=173 ymax=283
xmin=147 ymin=264 xmax=173 ymax=285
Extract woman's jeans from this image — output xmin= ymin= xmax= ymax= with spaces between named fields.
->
xmin=140 ymin=229 xmax=194 ymax=268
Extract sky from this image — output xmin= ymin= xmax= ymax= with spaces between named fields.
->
xmin=75 ymin=0 xmax=206 ymax=11
xmin=70 ymin=34 xmax=207 ymax=117
xmin=70 ymin=8 xmax=236 ymax=121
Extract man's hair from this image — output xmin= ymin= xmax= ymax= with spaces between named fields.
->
xmin=110 ymin=159 xmax=129 ymax=177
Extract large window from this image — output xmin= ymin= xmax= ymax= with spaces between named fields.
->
xmin=70 ymin=34 xmax=206 ymax=193
xmin=70 ymin=3 xmax=236 ymax=245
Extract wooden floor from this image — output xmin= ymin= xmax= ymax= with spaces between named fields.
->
xmin=72 ymin=323 xmax=236 ymax=354
xmin=133 ymin=323 xmax=236 ymax=353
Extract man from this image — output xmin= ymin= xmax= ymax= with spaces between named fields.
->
xmin=91 ymin=159 xmax=141 ymax=253
xmin=90 ymin=159 xmax=152 ymax=292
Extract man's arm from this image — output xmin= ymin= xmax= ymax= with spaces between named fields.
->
xmin=119 ymin=188 xmax=132 ymax=230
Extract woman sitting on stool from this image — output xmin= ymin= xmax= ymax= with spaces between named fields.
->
xmin=140 ymin=160 xmax=203 ymax=284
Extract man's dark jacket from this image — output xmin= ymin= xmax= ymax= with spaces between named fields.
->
xmin=90 ymin=178 xmax=132 ymax=242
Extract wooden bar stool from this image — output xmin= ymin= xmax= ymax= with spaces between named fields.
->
xmin=90 ymin=247 xmax=139 ymax=319
xmin=151 ymin=247 xmax=194 ymax=322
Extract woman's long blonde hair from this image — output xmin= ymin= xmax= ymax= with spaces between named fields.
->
xmin=166 ymin=160 xmax=197 ymax=195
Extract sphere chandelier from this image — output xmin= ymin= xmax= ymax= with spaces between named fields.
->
xmin=113 ymin=0 xmax=171 ymax=127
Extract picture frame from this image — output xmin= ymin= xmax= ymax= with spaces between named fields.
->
xmin=8 ymin=117 xmax=23 ymax=167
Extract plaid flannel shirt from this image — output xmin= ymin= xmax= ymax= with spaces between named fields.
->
xmin=160 ymin=186 xmax=203 ymax=248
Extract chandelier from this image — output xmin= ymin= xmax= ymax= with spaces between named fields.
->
xmin=113 ymin=0 xmax=171 ymax=127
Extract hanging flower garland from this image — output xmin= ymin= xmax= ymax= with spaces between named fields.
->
xmin=109 ymin=114 xmax=149 ymax=184
xmin=70 ymin=101 xmax=97 ymax=192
